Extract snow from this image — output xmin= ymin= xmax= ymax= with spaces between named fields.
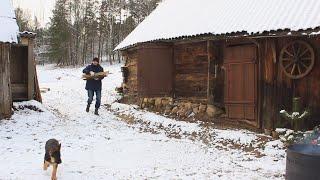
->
xmin=116 ymin=0 xmax=320 ymax=50
xmin=299 ymin=111 xmax=309 ymax=119
xmin=292 ymin=112 xmax=300 ymax=117
xmin=275 ymin=128 xmax=287 ymax=134
xmin=280 ymin=110 xmax=286 ymax=113
xmin=0 ymin=63 xmax=286 ymax=179
xmin=0 ymin=0 xmax=19 ymax=43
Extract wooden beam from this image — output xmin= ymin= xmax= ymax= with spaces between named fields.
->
xmin=27 ymin=39 xmax=35 ymax=100
xmin=34 ymin=65 xmax=42 ymax=103
xmin=0 ymin=43 xmax=12 ymax=119
xmin=207 ymin=40 xmax=214 ymax=104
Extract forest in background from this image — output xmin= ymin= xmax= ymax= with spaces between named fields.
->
xmin=15 ymin=0 xmax=160 ymax=66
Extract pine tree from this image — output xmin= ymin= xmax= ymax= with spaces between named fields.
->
xmin=45 ymin=0 xmax=161 ymax=66
xmin=48 ymin=0 xmax=71 ymax=65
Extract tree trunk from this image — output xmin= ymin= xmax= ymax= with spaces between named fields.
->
xmin=98 ymin=32 xmax=102 ymax=59
xmin=82 ymin=36 xmax=87 ymax=65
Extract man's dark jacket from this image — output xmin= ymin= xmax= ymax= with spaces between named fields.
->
xmin=83 ymin=64 xmax=104 ymax=91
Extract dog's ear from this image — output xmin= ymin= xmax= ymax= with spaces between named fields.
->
xmin=59 ymin=143 xmax=62 ymax=150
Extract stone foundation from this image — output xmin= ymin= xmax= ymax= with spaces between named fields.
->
xmin=137 ymin=97 xmax=225 ymax=121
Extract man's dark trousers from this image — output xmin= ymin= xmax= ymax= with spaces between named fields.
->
xmin=87 ymin=90 xmax=101 ymax=109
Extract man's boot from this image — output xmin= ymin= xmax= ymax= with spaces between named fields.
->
xmin=94 ymin=108 xmax=99 ymax=115
xmin=86 ymin=104 xmax=90 ymax=112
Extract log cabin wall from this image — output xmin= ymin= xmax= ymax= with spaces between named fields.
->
xmin=123 ymin=49 xmax=138 ymax=97
xmin=260 ymin=36 xmax=320 ymax=130
xmin=120 ymin=35 xmax=320 ymax=130
xmin=123 ymin=42 xmax=210 ymax=102
xmin=173 ymin=41 xmax=209 ymax=102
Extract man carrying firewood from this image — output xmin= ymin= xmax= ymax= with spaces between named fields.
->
xmin=83 ymin=57 xmax=104 ymax=115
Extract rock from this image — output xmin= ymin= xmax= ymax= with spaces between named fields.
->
xmin=148 ymin=98 xmax=155 ymax=105
xmin=143 ymin=98 xmax=148 ymax=103
xmin=171 ymin=106 xmax=179 ymax=114
xmin=177 ymin=108 xmax=188 ymax=117
xmin=207 ymin=105 xmax=222 ymax=117
xmin=161 ymin=99 xmax=170 ymax=106
xmin=185 ymin=109 xmax=193 ymax=117
xmin=192 ymin=106 xmax=199 ymax=114
xmin=164 ymin=105 xmax=173 ymax=115
xmin=155 ymin=98 xmax=162 ymax=108
xmin=168 ymin=98 xmax=174 ymax=104
xmin=164 ymin=108 xmax=171 ymax=115
xmin=272 ymin=131 xmax=279 ymax=139
xmin=206 ymin=105 xmax=225 ymax=118
xmin=206 ymin=105 xmax=216 ymax=117
xmin=199 ymin=104 xmax=207 ymax=113
xmin=183 ymin=102 xmax=192 ymax=110
xmin=165 ymin=104 xmax=174 ymax=110
xmin=141 ymin=103 xmax=146 ymax=109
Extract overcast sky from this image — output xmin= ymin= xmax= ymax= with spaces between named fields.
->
xmin=11 ymin=0 xmax=56 ymax=27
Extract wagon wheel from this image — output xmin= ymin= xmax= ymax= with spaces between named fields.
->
xmin=280 ymin=40 xmax=315 ymax=79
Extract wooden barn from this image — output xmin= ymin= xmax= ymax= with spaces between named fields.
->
xmin=0 ymin=0 xmax=41 ymax=119
xmin=116 ymin=0 xmax=320 ymax=130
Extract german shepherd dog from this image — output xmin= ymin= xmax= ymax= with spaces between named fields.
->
xmin=43 ymin=139 xmax=62 ymax=180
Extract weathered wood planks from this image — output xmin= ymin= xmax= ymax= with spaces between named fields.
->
xmin=0 ymin=43 xmax=12 ymax=119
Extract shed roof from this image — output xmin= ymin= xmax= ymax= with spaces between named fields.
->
xmin=0 ymin=0 xmax=19 ymax=43
xmin=116 ymin=0 xmax=320 ymax=50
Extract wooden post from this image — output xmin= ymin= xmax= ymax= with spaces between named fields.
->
xmin=0 ymin=43 xmax=12 ymax=119
xmin=207 ymin=40 xmax=214 ymax=104
xmin=27 ymin=39 xmax=35 ymax=100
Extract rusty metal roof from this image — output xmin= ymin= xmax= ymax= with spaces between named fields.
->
xmin=116 ymin=0 xmax=320 ymax=50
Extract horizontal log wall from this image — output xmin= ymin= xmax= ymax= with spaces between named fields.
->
xmin=123 ymin=49 xmax=138 ymax=96
xmin=174 ymin=41 xmax=208 ymax=99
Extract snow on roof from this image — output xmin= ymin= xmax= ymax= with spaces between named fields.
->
xmin=115 ymin=0 xmax=320 ymax=50
xmin=0 ymin=0 xmax=19 ymax=43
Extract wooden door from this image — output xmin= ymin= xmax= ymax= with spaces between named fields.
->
xmin=137 ymin=45 xmax=173 ymax=97
xmin=224 ymin=44 xmax=258 ymax=126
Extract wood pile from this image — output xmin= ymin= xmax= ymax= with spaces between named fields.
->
xmin=82 ymin=71 xmax=109 ymax=80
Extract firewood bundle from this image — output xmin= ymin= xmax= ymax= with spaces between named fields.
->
xmin=82 ymin=71 xmax=109 ymax=80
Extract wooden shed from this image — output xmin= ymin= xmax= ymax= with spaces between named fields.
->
xmin=0 ymin=0 xmax=41 ymax=119
xmin=116 ymin=0 xmax=320 ymax=130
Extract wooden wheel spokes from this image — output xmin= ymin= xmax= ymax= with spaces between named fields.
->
xmin=280 ymin=40 xmax=315 ymax=79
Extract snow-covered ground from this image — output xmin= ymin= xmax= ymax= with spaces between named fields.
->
xmin=0 ymin=63 xmax=286 ymax=179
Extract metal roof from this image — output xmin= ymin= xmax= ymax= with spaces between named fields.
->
xmin=115 ymin=0 xmax=320 ymax=50
xmin=0 ymin=0 xmax=19 ymax=43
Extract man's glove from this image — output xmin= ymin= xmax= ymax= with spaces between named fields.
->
xmin=90 ymin=71 xmax=95 ymax=76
